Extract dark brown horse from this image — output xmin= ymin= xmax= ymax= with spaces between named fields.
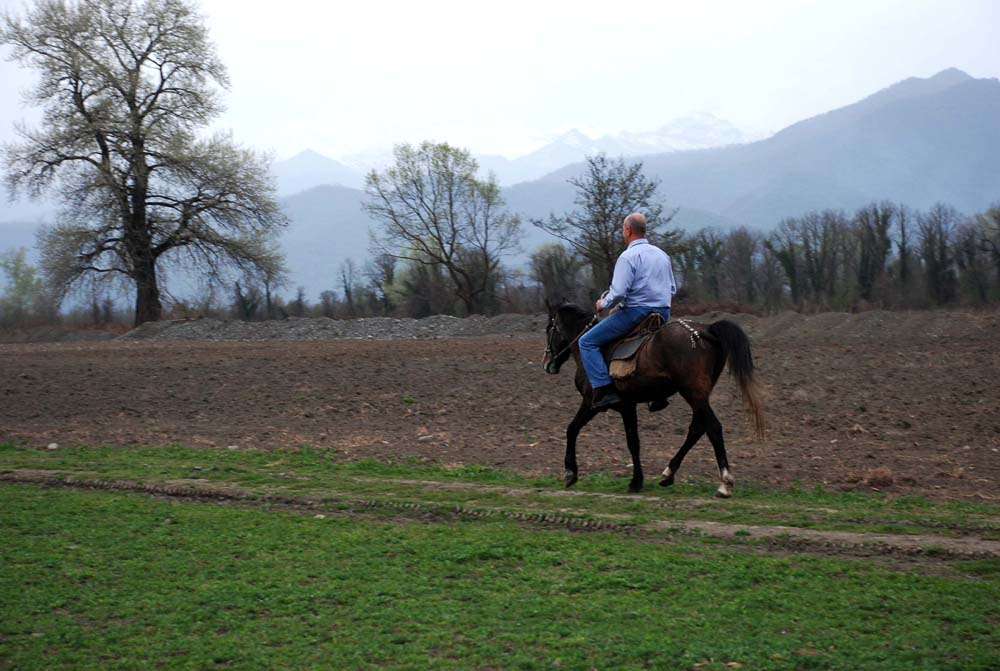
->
xmin=543 ymin=303 xmax=765 ymax=496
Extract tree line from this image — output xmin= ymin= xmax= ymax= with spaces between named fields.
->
xmin=177 ymin=151 xmax=1000 ymax=320
xmin=673 ymin=202 xmax=1000 ymax=312
xmin=4 ymin=150 xmax=998 ymax=328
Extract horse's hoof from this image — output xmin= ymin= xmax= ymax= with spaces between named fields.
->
xmin=564 ymin=471 xmax=578 ymax=487
xmin=659 ymin=475 xmax=674 ymax=487
xmin=716 ymin=468 xmax=734 ymax=498
xmin=628 ymin=482 xmax=643 ymax=493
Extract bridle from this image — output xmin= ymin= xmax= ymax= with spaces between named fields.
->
xmin=543 ymin=313 xmax=599 ymax=365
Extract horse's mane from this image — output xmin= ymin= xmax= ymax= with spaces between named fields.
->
xmin=557 ymin=302 xmax=591 ymax=321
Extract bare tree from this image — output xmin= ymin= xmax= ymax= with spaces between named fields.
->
xmin=723 ymin=227 xmax=760 ymax=305
xmin=532 ymin=153 xmax=675 ymax=291
xmin=261 ymin=262 xmax=287 ymax=321
xmin=364 ymin=142 xmax=521 ymax=315
xmin=318 ymin=290 xmax=337 ymax=318
xmin=757 ymin=243 xmax=787 ymax=311
xmin=854 ymin=202 xmax=894 ymax=302
xmin=693 ymin=229 xmax=724 ymax=301
xmin=1 ymin=0 xmax=286 ymax=325
xmin=765 ymin=219 xmax=803 ymax=307
xmin=918 ymin=203 xmax=959 ymax=305
xmin=85 ymin=287 xmax=116 ymax=325
xmin=288 ymin=286 xmax=307 ymax=318
xmin=529 ymin=242 xmax=584 ymax=305
xmin=955 ymin=220 xmax=991 ymax=304
xmin=893 ymin=204 xmax=915 ymax=301
xmin=978 ymin=205 xmax=1000 ymax=286
xmin=232 ymin=282 xmax=261 ymax=321
xmin=365 ymin=253 xmax=396 ymax=316
xmin=340 ymin=259 xmax=358 ymax=317
xmin=798 ymin=210 xmax=849 ymax=307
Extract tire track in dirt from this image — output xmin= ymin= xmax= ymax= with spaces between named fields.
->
xmin=4 ymin=470 xmax=998 ymax=561
xmin=350 ymin=476 xmax=1000 ymax=534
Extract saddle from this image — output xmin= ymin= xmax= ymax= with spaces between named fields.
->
xmin=603 ymin=312 xmax=666 ymax=380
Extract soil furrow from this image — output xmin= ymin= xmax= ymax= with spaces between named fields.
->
xmin=4 ymin=470 xmax=998 ymax=561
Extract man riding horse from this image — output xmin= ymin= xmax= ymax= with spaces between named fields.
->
xmin=543 ymin=213 xmax=764 ymax=496
xmin=582 ymin=212 xmax=675 ymax=410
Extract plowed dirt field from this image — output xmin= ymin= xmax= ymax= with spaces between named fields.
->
xmin=2 ymin=310 xmax=998 ymax=501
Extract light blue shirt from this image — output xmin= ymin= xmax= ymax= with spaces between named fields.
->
xmin=603 ymin=238 xmax=677 ymax=309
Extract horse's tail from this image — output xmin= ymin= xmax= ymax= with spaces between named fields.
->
xmin=707 ymin=319 xmax=766 ymax=441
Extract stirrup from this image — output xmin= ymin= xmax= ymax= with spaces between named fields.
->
xmin=592 ymin=388 xmax=622 ymax=410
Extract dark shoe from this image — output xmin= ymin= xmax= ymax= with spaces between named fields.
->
xmin=592 ymin=385 xmax=622 ymax=410
xmin=647 ymin=398 xmax=670 ymax=413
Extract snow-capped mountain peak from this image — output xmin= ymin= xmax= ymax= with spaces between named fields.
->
xmin=553 ymin=129 xmax=593 ymax=148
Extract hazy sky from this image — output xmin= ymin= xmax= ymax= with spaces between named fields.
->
xmin=1 ymin=0 xmax=998 ymax=161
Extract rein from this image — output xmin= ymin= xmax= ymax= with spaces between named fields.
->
xmin=544 ymin=314 xmax=599 ymax=363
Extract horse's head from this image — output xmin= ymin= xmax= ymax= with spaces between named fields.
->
xmin=542 ymin=301 xmax=591 ymax=375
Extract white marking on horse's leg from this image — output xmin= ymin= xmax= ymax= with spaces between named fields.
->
xmin=661 ymin=465 xmax=673 ymax=478
xmin=716 ymin=467 xmax=734 ymax=498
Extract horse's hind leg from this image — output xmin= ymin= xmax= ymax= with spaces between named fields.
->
xmin=704 ymin=404 xmax=735 ymax=498
xmin=660 ymin=406 xmax=707 ymax=487
xmin=564 ymin=401 xmax=597 ymax=487
xmin=620 ymin=403 xmax=643 ymax=492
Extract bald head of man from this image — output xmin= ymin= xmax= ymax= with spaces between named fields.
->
xmin=623 ymin=212 xmax=647 ymax=243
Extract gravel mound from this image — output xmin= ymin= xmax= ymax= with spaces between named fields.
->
xmin=113 ymin=307 xmax=999 ymax=343
xmin=682 ymin=308 xmax=999 ymax=343
xmin=119 ymin=313 xmax=549 ymax=341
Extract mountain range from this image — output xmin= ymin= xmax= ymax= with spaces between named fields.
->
xmin=271 ymin=112 xmax=759 ymax=193
xmin=616 ymin=67 xmax=1000 ymax=227
xmin=506 ymin=68 xmax=1000 ymax=243
xmin=474 ymin=114 xmax=759 ymax=186
xmin=272 ymin=149 xmax=365 ymax=194
xmin=2 ymin=68 xmax=998 ymax=302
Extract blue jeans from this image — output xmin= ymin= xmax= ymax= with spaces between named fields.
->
xmin=579 ymin=306 xmax=670 ymax=389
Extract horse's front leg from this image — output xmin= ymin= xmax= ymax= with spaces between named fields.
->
xmin=565 ymin=400 xmax=597 ymax=487
xmin=620 ymin=403 xmax=643 ymax=492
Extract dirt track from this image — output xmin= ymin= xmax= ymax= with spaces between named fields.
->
xmin=5 ymin=471 xmax=999 ymax=560
xmin=2 ymin=310 xmax=998 ymax=502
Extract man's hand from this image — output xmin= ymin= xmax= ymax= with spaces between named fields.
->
xmin=594 ymin=298 xmax=603 ymax=312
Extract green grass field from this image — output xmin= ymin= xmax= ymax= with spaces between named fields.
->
xmin=2 ymin=444 xmax=998 ymax=670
